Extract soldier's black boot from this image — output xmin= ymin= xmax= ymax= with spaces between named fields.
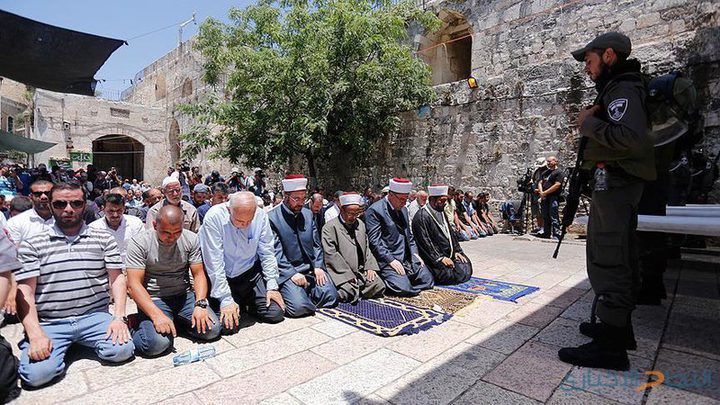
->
xmin=579 ymin=320 xmax=637 ymax=350
xmin=558 ymin=324 xmax=630 ymax=371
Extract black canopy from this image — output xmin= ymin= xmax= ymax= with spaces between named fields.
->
xmin=0 ymin=10 xmax=125 ymax=96
xmin=0 ymin=129 xmax=56 ymax=154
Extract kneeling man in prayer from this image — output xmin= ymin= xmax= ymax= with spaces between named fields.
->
xmin=412 ymin=185 xmax=473 ymax=285
xmin=199 ymin=191 xmax=285 ymax=332
xmin=321 ymin=192 xmax=385 ymax=303
xmin=127 ymin=205 xmax=220 ymax=356
xmin=268 ymin=175 xmax=338 ymax=317
xmin=365 ymin=177 xmax=434 ymax=296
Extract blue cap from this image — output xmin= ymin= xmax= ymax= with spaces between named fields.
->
xmin=193 ymin=184 xmax=209 ymax=193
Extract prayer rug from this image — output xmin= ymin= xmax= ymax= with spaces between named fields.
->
xmin=442 ymin=277 xmax=540 ymax=302
xmin=391 ymin=288 xmax=478 ymax=314
xmin=317 ymin=299 xmax=451 ymax=337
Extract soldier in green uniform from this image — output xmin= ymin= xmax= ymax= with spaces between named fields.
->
xmin=558 ymin=32 xmax=656 ymax=371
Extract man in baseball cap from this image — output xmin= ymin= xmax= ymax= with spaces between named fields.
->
xmin=571 ymin=32 xmax=631 ymax=62
xmin=558 ymin=31 xmax=655 ymax=371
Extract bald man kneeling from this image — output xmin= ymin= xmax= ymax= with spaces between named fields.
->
xmin=199 ymin=192 xmax=285 ymax=333
xmin=127 ymin=205 xmax=221 ymax=356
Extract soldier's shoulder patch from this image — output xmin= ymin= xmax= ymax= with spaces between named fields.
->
xmin=608 ymin=98 xmax=628 ymax=121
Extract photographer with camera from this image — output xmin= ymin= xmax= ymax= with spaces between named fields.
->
xmin=253 ymin=169 xmax=266 ymax=196
xmin=106 ymin=167 xmax=122 ymax=189
xmin=225 ymin=167 xmax=244 ymax=192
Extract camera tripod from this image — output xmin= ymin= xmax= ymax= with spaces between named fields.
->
xmin=516 ymin=190 xmax=535 ymax=235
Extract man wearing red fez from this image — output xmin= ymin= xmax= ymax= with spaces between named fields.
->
xmin=364 ymin=178 xmax=434 ymax=296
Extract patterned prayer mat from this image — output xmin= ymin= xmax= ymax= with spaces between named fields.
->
xmin=442 ymin=277 xmax=540 ymax=302
xmin=391 ymin=288 xmax=479 ymax=314
xmin=317 ymin=299 xmax=451 ymax=337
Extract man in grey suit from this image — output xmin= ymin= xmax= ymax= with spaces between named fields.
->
xmin=321 ymin=192 xmax=385 ymax=303
xmin=364 ymin=178 xmax=434 ymax=296
xmin=268 ymin=174 xmax=338 ymax=317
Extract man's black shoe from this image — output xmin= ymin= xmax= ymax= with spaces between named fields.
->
xmin=579 ymin=322 xmax=637 ymax=350
xmin=558 ymin=341 xmax=630 ymax=371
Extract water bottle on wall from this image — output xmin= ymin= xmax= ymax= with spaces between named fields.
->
xmin=172 ymin=345 xmax=216 ymax=367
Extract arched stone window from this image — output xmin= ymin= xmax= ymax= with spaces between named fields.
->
xmin=181 ymin=77 xmax=193 ymax=98
xmin=169 ymin=118 xmax=181 ymax=164
xmin=155 ymin=75 xmax=167 ymax=101
xmin=418 ymin=10 xmax=473 ymax=86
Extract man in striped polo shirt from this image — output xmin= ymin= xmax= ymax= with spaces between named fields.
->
xmin=14 ymin=182 xmax=135 ymax=388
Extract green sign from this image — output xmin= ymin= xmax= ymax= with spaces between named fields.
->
xmin=70 ymin=151 xmax=93 ymax=164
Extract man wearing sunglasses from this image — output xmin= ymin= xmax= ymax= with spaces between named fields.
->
xmin=145 ymin=177 xmax=199 ymax=233
xmin=6 ymin=181 xmax=55 ymax=245
xmin=13 ymin=182 xmax=134 ymax=387
xmin=365 ymin=178 xmax=434 ymax=296
xmin=89 ymin=188 xmax=145 ymax=266
xmin=4 ymin=181 xmax=57 ymax=320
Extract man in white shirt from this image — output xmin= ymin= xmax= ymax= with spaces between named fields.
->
xmin=323 ymin=191 xmax=342 ymax=224
xmin=199 ymin=191 xmax=285 ymax=333
xmin=5 ymin=181 xmax=55 ymax=318
xmin=408 ymin=190 xmax=428 ymax=225
xmin=6 ymin=180 xmax=54 ymax=244
xmin=89 ymin=188 xmax=144 ymax=265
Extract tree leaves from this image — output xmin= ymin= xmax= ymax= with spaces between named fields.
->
xmin=180 ymin=0 xmax=438 ymax=178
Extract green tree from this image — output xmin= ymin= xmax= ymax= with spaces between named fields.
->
xmin=180 ymin=0 xmax=439 ymax=182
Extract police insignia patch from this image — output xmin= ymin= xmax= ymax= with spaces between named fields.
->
xmin=608 ymin=98 xmax=628 ymax=121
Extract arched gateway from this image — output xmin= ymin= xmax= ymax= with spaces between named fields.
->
xmin=92 ymin=134 xmax=145 ymax=181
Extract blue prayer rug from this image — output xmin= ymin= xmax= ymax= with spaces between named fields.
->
xmin=317 ymin=299 xmax=451 ymax=337
xmin=441 ymin=277 xmax=540 ymax=302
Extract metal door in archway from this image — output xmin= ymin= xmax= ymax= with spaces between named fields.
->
xmin=92 ymin=134 xmax=145 ymax=181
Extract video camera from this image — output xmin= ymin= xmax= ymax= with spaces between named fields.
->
xmin=516 ymin=168 xmax=534 ymax=194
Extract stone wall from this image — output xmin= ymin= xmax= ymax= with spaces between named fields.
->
xmin=319 ymin=0 xmax=719 ymax=200
xmin=0 ymin=77 xmax=29 ymax=135
xmin=32 ymin=90 xmax=169 ymax=186
xmin=120 ymin=42 xmax=241 ymax=178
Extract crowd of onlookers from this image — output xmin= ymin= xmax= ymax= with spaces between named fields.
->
xmin=1 ymin=162 xmax=504 ymax=237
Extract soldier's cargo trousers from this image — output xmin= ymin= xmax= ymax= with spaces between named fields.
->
xmin=587 ymin=181 xmax=644 ymax=327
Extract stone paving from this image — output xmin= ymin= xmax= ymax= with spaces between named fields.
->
xmin=3 ymin=234 xmax=720 ymax=404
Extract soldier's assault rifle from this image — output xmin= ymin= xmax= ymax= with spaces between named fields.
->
xmin=553 ymin=136 xmax=588 ymax=259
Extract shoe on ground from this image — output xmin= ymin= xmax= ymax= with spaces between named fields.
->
xmin=579 ymin=322 xmax=637 ymax=350
xmin=558 ymin=340 xmax=630 ymax=371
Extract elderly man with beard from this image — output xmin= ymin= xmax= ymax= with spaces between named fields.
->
xmin=365 ymin=178 xmax=434 ymax=296
xmin=200 ymin=192 xmax=285 ymax=332
xmin=14 ymin=182 xmax=134 ymax=387
xmin=268 ymin=175 xmax=338 ymax=317
xmin=322 ymin=192 xmax=385 ymax=303
xmin=146 ymin=177 xmax=199 ymax=232
xmin=412 ymin=185 xmax=473 ymax=285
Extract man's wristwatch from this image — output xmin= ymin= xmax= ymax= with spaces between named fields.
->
xmin=195 ymin=299 xmax=209 ymax=309
xmin=113 ymin=316 xmax=128 ymax=324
